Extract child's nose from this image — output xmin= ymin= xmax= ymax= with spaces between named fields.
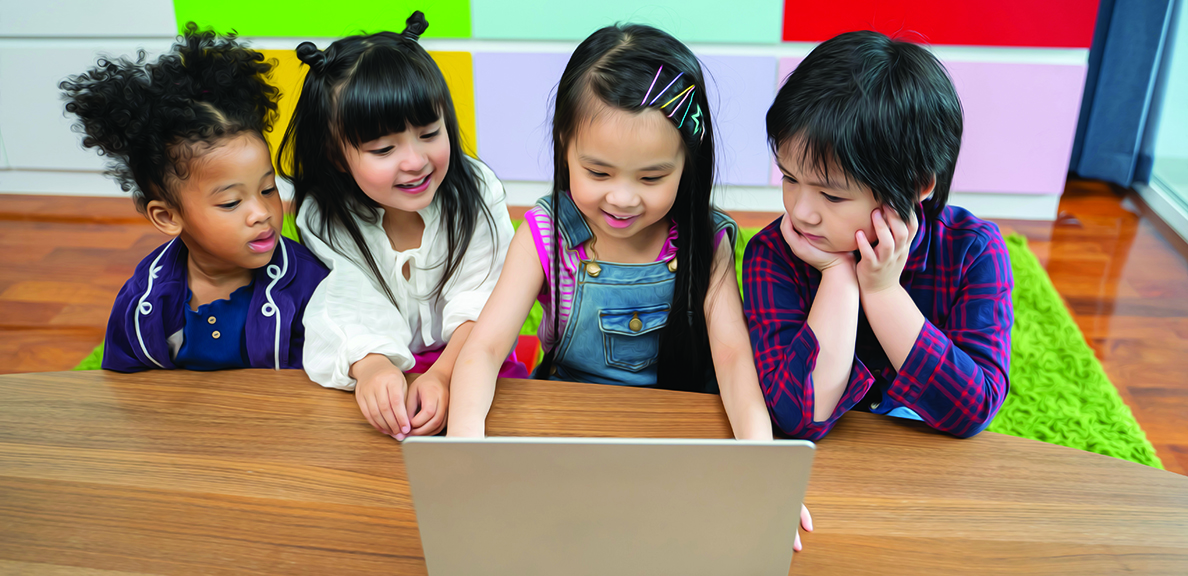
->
xmin=605 ymin=185 xmax=641 ymax=209
xmin=790 ymin=196 xmax=819 ymax=225
xmin=397 ymin=147 xmax=429 ymax=173
xmin=245 ymin=197 xmax=272 ymax=225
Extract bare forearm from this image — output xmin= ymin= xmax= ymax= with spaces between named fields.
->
xmin=446 ymin=337 xmax=509 ymax=437
xmin=806 ymin=266 xmax=860 ymax=422
xmin=861 ymin=286 xmax=925 ymax=372
xmin=715 ymin=350 xmax=774 ymax=440
xmin=423 ymin=321 xmax=475 ymax=382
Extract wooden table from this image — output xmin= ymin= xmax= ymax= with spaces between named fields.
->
xmin=1 ymin=370 xmax=1185 ymax=575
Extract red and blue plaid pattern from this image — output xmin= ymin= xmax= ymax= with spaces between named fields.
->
xmin=742 ymin=205 xmax=1014 ymax=440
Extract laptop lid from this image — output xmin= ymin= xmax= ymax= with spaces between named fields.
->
xmin=403 ymin=437 xmax=815 ymax=576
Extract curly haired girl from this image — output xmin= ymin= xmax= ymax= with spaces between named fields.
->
xmin=62 ymin=24 xmax=328 ymax=372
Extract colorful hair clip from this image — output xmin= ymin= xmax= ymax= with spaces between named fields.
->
xmin=677 ymin=95 xmax=695 ymax=128
xmin=648 ymin=72 xmax=684 ymax=106
xmin=641 ymin=65 xmax=664 ymax=106
xmin=664 ymin=85 xmax=694 ymax=115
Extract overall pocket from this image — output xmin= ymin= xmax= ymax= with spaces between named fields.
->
xmin=598 ymin=304 xmax=670 ymax=372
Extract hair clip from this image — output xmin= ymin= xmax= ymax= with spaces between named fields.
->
xmin=648 ymin=72 xmax=684 ymax=106
xmin=663 ymin=85 xmax=694 ymax=115
xmin=641 ymin=66 xmax=663 ymax=106
xmin=677 ymin=95 xmax=696 ymax=127
xmin=686 ymin=103 xmax=703 ymax=136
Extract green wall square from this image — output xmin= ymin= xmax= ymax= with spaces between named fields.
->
xmin=472 ymin=0 xmax=783 ymax=44
xmin=173 ymin=0 xmax=471 ymax=38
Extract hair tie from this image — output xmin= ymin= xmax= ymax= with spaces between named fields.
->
xmin=402 ymin=10 xmax=429 ymax=41
xmin=295 ymin=41 xmax=326 ymax=73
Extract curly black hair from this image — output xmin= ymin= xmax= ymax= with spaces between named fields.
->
xmin=61 ymin=23 xmax=278 ymax=213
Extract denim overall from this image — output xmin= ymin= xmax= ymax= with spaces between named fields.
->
xmin=531 ymin=193 xmax=736 ymax=387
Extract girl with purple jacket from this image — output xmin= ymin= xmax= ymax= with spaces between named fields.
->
xmin=62 ymin=25 xmax=328 ymax=372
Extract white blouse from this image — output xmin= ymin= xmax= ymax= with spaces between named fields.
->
xmin=299 ymin=158 xmax=514 ymax=390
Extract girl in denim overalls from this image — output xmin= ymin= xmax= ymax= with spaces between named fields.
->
xmin=449 ymin=24 xmax=774 ymax=443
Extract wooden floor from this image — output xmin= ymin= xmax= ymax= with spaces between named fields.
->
xmin=2 ymin=180 xmax=1186 ymax=473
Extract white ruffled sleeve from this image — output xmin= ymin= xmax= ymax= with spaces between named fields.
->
xmin=298 ymin=200 xmax=415 ymax=391
xmin=439 ymin=159 xmax=516 ymax=341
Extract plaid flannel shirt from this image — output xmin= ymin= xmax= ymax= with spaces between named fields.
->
xmin=742 ymin=205 xmax=1013 ymax=440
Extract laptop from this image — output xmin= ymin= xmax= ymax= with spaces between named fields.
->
xmin=403 ymin=437 xmax=815 ymax=576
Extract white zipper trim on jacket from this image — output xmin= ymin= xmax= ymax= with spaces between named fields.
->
xmin=261 ymin=236 xmax=289 ymax=370
xmin=134 ymin=238 xmax=176 ymax=368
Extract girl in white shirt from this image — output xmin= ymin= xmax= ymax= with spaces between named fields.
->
xmin=279 ymin=12 xmax=525 ymax=440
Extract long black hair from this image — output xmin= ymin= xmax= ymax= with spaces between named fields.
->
xmin=766 ymin=31 xmax=963 ymax=222
xmin=61 ymin=23 xmax=277 ymax=212
xmin=539 ymin=24 xmax=720 ymax=393
xmin=279 ymin=11 xmax=495 ymax=305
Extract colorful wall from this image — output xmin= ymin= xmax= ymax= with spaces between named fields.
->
xmin=0 ymin=1 xmax=1099 ymax=220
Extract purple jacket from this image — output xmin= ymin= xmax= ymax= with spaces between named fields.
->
xmin=103 ymin=236 xmax=329 ymax=372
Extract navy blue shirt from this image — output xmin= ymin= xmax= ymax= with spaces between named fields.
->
xmin=175 ymin=282 xmax=254 ymax=370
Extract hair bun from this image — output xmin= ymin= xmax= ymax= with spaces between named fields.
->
xmin=296 ymin=42 xmax=326 ymax=72
xmin=402 ymin=11 xmax=429 ymax=41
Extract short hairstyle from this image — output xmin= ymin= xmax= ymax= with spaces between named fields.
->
xmin=61 ymin=23 xmax=277 ymax=212
xmin=766 ymin=30 xmax=963 ymax=221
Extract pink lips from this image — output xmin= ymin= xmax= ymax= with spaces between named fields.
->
xmin=395 ymin=174 xmax=432 ymax=195
xmin=800 ymin=231 xmax=825 ymax=242
xmin=248 ymin=229 xmax=277 ymax=253
xmin=603 ymin=211 xmax=639 ymax=229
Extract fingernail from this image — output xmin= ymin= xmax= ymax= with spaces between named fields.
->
xmin=403 ymin=425 xmax=411 ymax=433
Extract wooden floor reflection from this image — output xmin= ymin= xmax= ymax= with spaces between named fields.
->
xmin=2 ymin=179 xmax=1185 ymax=473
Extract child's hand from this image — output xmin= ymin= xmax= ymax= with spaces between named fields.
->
xmin=855 ymin=207 xmax=918 ymax=296
xmin=795 ymin=504 xmax=813 ymax=552
xmin=351 ymin=355 xmax=412 ymax=440
xmin=780 ymin=214 xmax=855 ymax=272
xmin=406 ymin=371 xmax=449 ymax=437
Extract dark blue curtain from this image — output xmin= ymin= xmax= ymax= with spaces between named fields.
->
xmin=1071 ymin=0 xmax=1176 ymax=186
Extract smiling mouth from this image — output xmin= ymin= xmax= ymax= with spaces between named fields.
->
xmin=603 ymin=211 xmax=639 ymax=229
xmin=395 ymin=174 xmax=431 ymax=192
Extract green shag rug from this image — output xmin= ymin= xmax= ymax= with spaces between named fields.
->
xmin=73 ymin=226 xmax=1162 ymax=469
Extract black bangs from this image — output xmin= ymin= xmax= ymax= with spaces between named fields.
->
xmin=335 ymin=45 xmax=449 ymax=146
xmin=767 ymin=30 xmax=963 ymax=221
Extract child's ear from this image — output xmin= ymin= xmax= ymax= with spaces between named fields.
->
xmin=145 ymin=200 xmax=184 ymax=238
xmin=919 ymin=176 xmax=937 ymax=202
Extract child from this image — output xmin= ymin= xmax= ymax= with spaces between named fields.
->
xmin=281 ymin=12 xmax=524 ymax=441
xmin=448 ymin=24 xmax=773 ymax=441
xmin=743 ymin=31 xmax=1013 ymax=441
xmin=62 ymin=25 xmax=329 ymax=373
xmin=448 ymin=25 xmax=812 ymax=551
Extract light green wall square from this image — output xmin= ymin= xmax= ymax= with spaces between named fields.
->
xmin=172 ymin=0 xmax=471 ymax=38
xmin=472 ymin=0 xmax=783 ymax=44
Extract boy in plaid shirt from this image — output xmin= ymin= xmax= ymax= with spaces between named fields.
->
xmin=743 ymin=31 xmax=1013 ymax=440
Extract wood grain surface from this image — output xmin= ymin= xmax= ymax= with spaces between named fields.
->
xmin=1 ymin=370 xmax=1185 ymax=575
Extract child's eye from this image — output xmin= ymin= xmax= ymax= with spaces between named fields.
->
xmin=219 ymin=200 xmax=240 ymax=209
xmin=586 ymin=169 xmax=609 ymax=178
xmin=641 ymin=176 xmax=664 ymax=183
xmin=821 ymin=192 xmax=844 ymax=203
xmin=782 ymin=175 xmax=798 ymax=184
xmin=421 ymin=129 xmax=441 ymax=140
xmin=369 ymin=146 xmax=394 ymax=156
xmin=262 ymin=187 xmax=277 ymax=196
